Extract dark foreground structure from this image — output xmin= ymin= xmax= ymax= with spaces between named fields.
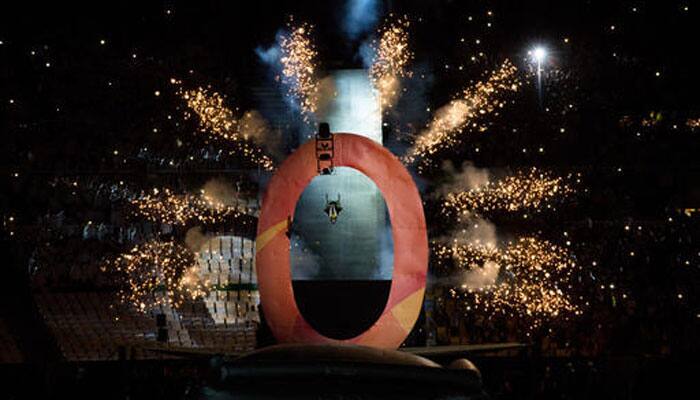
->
xmin=0 ymin=349 xmax=694 ymax=399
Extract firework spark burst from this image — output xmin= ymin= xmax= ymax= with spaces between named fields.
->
xmin=129 ymin=187 xmax=255 ymax=226
xmin=403 ymin=60 xmax=521 ymax=165
xmin=174 ymin=81 xmax=275 ymax=170
xmin=443 ymin=168 xmax=577 ymax=219
xmin=369 ymin=16 xmax=413 ymax=109
xmin=103 ymin=240 xmax=209 ymax=312
xmin=434 ymin=236 xmax=580 ymax=327
xmin=279 ymin=20 xmax=320 ymax=119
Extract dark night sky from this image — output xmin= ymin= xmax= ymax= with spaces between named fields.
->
xmin=2 ymin=0 xmax=700 ymax=217
xmin=2 ymin=1 xmax=698 ymax=121
xmin=0 ymin=1 xmax=697 ymax=269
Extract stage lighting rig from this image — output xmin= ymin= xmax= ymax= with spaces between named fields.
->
xmin=316 ymin=122 xmax=335 ymax=175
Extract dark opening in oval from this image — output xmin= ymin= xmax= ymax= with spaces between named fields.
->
xmin=290 ymin=167 xmax=393 ymax=339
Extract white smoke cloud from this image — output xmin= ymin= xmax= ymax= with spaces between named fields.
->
xmin=254 ymin=29 xmax=285 ymax=70
xmin=254 ymin=29 xmax=300 ymax=115
xmin=430 ymin=218 xmax=501 ymax=288
xmin=201 ymin=178 xmax=239 ymax=207
xmin=254 ymin=42 xmax=281 ymax=66
xmin=342 ymin=0 xmax=381 ymax=40
xmin=238 ymin=110 xmax=283 ymax=159
xmin=314 ymin=75 xmax=338 ymax=121
xmin=459 ymin=260 xmax=500 ymax=290
xmin=449 ymin=217 xmax=498 ymax=248
xmin=358 ymin=40 xmax=375 ymax=69
xmin=431 ymin=163 xmax=505 ymax=290
xmin=255 ymin=27 xmax=326 ymax=142
xmin=434 ymin=161 xmax=491 ymax=222
xmin=184 ymin=226 xmax=209 ymax=253
xmin=374 ymin=224 xmax=394 ymax=280
xmin=290 ymin=235 xmax=323 ymax=280
xmin=441 ymin=160 xmax=490 ymax=193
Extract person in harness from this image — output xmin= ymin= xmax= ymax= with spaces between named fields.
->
xmin=324 ymin=193 xmax=343 ymax=224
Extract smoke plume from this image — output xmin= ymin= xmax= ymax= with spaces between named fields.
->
xmin=459 ymin=260 xmax=500 ymax=289
xmin=290 ymin=234 xmax=323 ymax=280
xmin=431 ymin=218 xmax=501 ymax=288
xmin=449 ymin=217 xmax=499 ymax=248
xmin=314 ymin=75 xmax=338 ymax=122
xmin=239 ymin=110 xmax=283 ymax=158
xmin=201 ymin=178 xmax=239 ymax=207
xmin=375 ymin=224 xmax=394 ymax=280
xmin=184 ymin=226 xmax=209 ymax=253
xmin=254 ymin=39 xmax=281 ymax=66
xmin=439 ymin=160 xmax=491 ymax=196
xmin=342 ymin=0 xmax=381 ymax=40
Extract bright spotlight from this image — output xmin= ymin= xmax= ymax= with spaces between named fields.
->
xmin=532 ymin=46 xmax=547 ymax=63
xmin=530 ymin=46 xmax=548 ymax=108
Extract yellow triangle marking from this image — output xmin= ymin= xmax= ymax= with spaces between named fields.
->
xmin=256 ymin=219 xmax=289 ymax=253
xmin=390 ymin=288 xmax=425 ymax=333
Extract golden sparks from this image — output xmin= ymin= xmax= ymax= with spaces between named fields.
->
xmin=370 ymin=16 xmax=413 ymax=109
xmin=403 ymin=60 xmax=520 ymax=165
xmin=103 ymin=240 xmax=209 ymax=312
xmin=280 ymin=20 xmax=320 ymax=119
xmin=129 ymin=187 xmax=255 ymax=226
xmin=174 ymin=82 xmax=275 ymax=170
xmin=443 ymin=168 xmax=576 ymax=219
xmin=434 ymin=236 xmax=580 ymax=327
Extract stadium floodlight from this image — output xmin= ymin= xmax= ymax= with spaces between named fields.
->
xmin=531 ymin=46 xmax=547 ymax=63
xmin=529 ymin=45 xmax=548 ymax=107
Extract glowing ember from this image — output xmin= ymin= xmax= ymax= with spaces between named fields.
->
xmin=370 ymin=16 xmax=413 ymax=109
xmin=434 ymin=236 xmax=580 ymax=327
xmin=129 ymin=187 xmax=255 ymax=226
xmin=280 ymin=20 xmax=320 ymax=119
xmin=443 ymin=168 xmax=576 ymax=219
xmin=403 ymin=60 xmax=520 ymax=165
xmin=174 ymin=82 xmax=275 ymax=170
xmin=103 ymin=240 xmax=209 ymax=312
